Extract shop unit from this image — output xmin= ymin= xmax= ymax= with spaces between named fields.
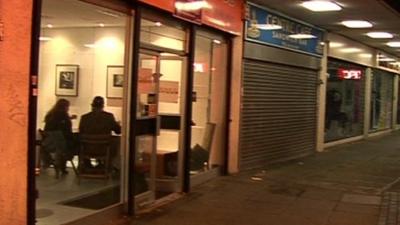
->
xmin=322 ymin=33 xmax=400 ymax=148
xmin=324 ymin=59 xmax=367 ymax=143
xmin=240 ymin=2 xmax=324 ymax=169
xmin=29 ymin=0 xmax=244 ymax=224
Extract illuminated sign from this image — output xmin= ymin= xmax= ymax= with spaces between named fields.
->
xmin=138 ymin=0 xmax=242 ymax=35
xmin=245 ymin=3 xmax=324 ymax=57
xmin=338 ymin=69 xmax=362 ymax=80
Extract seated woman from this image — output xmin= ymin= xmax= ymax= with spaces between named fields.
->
xmin=42 ymin=99 xmax=76 ymax=178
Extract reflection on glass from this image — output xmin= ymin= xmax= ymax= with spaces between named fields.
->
xmin=140 ymin=18 xmax=186 ymax=51
xmin=190 ymin=32 xmax=228 ymax=175
xmin=324 ymin=61 xmax=364 ymax=142
xmin=137 ymin=54 xmax=158 ymax=118
xmin=397 ymin=79 xmax=400 ymax=125
xmin=135 ymin=53 xmax=158 ymax=196
xmin=135 ymin=135 xmax=154 ymax=195
xmin=370 ymin=70 xmax=393 ymax=131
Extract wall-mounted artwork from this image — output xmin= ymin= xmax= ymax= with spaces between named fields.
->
xmin=107 ymin=65 xmax=124 ymax=98
xmin=55 ymin=64 xmax=79 ymax=96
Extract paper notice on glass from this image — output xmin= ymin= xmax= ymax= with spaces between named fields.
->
xmin=159 ymin=80 xmax=179 ymax=103
xmin=138 ymin=68 xmax=154 ymax=93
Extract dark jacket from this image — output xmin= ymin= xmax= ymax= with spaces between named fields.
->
xmin=79 ymin=110 xmax=121 ymax=135
xmin=43 ymin=112 xmax=73 ymax=152
xmin=44 ymin=112 xmax=73 ymax=142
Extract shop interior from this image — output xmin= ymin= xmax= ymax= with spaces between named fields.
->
xmin=35 ymin=0 xmax=128 ymax=224
xmin=35 ymin=0 xmax=229 ymax=224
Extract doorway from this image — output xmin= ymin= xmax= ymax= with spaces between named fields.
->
xmin=134 ymin=49 xmax=187 ymax=208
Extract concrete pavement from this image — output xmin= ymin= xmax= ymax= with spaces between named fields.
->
xmin=115 ymin=131 xmax=400 ymax=225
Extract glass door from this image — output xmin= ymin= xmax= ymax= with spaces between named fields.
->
xmin=134 ymin=50 xmax=187 ymax=207
xmin=134 ymin=52 xmax=160 ymax=206
xmin=135 ymin=15 xmax=188 ymax=208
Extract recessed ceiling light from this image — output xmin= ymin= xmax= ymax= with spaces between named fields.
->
xmin=366 ymin=32 xmax=393 ymax=39
xmin=329 ymin=42 xmax=344 ymax=48
xmin=301 ymin=1 xmax=342 ymax=12
xmin=341 ymin=20 xmax=373 ymax=28
xmin=288 ymin=34 xmax=317 ymax=39
xmin=97 ymin=9 xmax=122 ymax=18
xmin=213 ymin=39 xmax=222 ymax=44
xmin=255 ymin=24 xmax=282 ymax=30
xmin=379 ymin=57 xmax=396 ymax=62
xmin=98 ymin=23 xmax=105 ymax=27
xmin=387 ymin=42 xmax=400 ymax=47
xmin=39 ymin=36 xmax=52 ymax=41
xmin=359 ymin=53 xmax=372 ymax=58
xmin=46 ymin=24 xmax=53 ymax=28
xmin=155 ymin=22 xmax=162 ymax=27
xmin=340 ymin=48 xmax=362 ymax=53
xmin=84 ymin=44 xmax=96 ymax=48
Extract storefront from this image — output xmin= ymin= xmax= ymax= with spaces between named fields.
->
xmin=240 ymin=2 xmax=323 ymax=169
xmin=322 ymin=34 xmax=399 ymax=147
xmin=31 ymin=0 xmax=243 ymax=224
xmin=325 ymin=59 xmax=366 ymax=142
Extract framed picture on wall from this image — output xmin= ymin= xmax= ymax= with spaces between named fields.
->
xmin=55 ymin=64 xmax=79 ymax=96
xmin=107 ymin=65 xmax=124 ymax=98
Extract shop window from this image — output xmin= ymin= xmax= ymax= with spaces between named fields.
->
xmin=370 ymin=70 xmax=394 ymax=131
xmin=325 ymin=60 xmax=365 ymax=142
xmin=190 ymin=31 xmax=228 ymax=175
xmin=397 ymin=78 xmax=400 ymax=125
xmin=36 ymin=0 xmax=128 ymax=223
xmin=140 ymin=18 xmax=186 ymax=51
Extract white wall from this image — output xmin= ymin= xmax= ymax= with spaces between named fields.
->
xmin=37 ymin=26 xmax=126 ymax=130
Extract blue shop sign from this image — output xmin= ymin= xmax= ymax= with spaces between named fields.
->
xmin=245 ymin=3 xmax=324 ymax=57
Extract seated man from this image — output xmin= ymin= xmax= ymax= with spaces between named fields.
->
xmin=79 ymin=96 xmax=121 ymax=135
xmin=79 ymin=96 xmax=121 ymax=168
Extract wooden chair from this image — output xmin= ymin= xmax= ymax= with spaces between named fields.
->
xmin=78 ymin=134 xmax=112 ymax=182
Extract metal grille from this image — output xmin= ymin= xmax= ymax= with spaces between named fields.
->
xmin=240 ymin=59 xmax=318 ymax=170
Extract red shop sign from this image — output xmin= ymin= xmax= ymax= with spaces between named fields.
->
xmin=202 ymin=0 xmax=243 ymax=35
xmin=338 ymin=69 xmax=362 ymax=80
xmin=138 ymin=0 xmax=243 ymax=35
xmin=174 ymin=0 xmax=203 ymax=23
xmin=138 ymin=0 xmax=175 ymax=12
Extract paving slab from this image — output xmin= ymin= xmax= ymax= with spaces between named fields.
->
xmin=341 ymin=194 xmax=382 ymax=205
xmin=112 ymin=132 xmax=400 ymax=225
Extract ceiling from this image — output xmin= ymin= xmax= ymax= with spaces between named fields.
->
xmin=42 ymin=0 xmax=400 ymax=58
xmin=250 ymin=0 xmax=400 ymax=58
xmin=41 ymin=0 xmax=126 ymax=28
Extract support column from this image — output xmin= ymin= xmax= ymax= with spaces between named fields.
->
xmin=316 ymin=42 xmax=328 ymax=152
xmin=0 ymin=0 xmax=33 ymax=224
xmin=392 ymin=75 xmax=398 ymax=129
xmin=364 ymin=68 xmax=372 ymax=138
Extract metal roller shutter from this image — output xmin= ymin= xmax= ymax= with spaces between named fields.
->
xmin=240 ymin=59 xmax=318 ymax=170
